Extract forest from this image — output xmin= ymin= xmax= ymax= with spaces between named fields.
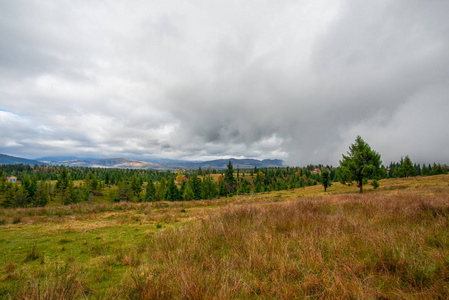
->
xmin=0 ymin=156 xmax=447 ymax=209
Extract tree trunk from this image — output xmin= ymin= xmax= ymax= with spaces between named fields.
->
xmin=359 ymin=182 xmax=363 ymax=194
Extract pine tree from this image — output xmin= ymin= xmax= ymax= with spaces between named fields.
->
xmin=34 ymin=181 xmax=49 ymax=207
xmin=165 ymin=175 xmax=179 ymax=201
xmin=224 ymin=161 xmax=236 ymax=195
xmin=202 ymin=173 xmax=217 ymax=199
xmin=183 ymin=184 xmax=194 ymax=201
xmin=90 ymin=174 xmax=99 ymax=191
xmin=189 ymin=174 xmax=202 ymax=200
xmin=131 ymin=175 xmax=142 ymax=196
xmin=155 ymin=178 xmax=166 ymax=201
xmin=145 ymin=178 xmax=156 ymax=202
xmin=321 ymin=170 xmax=332 ymax=192
xmin=339 ymin=136 xmax=382 ymax=193
xmin=401 ymin=156 xmax=415 ymax=178
xmin=0 ymin=172 xmax=7 ymax=194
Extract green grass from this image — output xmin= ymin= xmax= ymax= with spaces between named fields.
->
xmin=1 ymin=175 xmax=449 ymax=298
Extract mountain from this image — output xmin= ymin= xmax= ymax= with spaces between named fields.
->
xmin=178 ymin=158 xmax=284 ymax=169
xmin=3 ymin=153 xmax=283 ymax=169
xmin=156 ymin=158 xmax=283 ymax=170
xmin=43 ymin=157 xmax=162 ymax=169
xmin=0 ymin=154 xmax=46 ymax=166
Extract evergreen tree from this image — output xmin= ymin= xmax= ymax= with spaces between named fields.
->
xmin=155 ymin=178 xmax=166 ymax=201
xmin=189 ymin=174 xmax=202 ymax=200
xmin=224 ymin=161 xmax=236 ymax=195
xmin=117 ymin=180 xmax=133 ymax=202
xmin=131 ymin=175 xmax=142 ymax=196
xmin=0 ymin=172 xmax=7 ymax=194
xmin=2 ymin=183 xmax=17 ymax=208
xmin=145 ymin=178 xmax=156 ymax=202
xmin=339 ymin=136 xmax=382 ymax=193
xmin=90 ymin=174 xmax=99 ymax=191
xmin=202 ymin=173 xmax=217 ymax=199
xmin=56 ymin=167 xmax=70 ymax=192
xmin=422 ymin=164 xmax=429 ymax=176
xmin=15 ymin=186 xmax=28 ymax=208
xmin=183 ymin=184 xmax=194 ymax=201
xmin=180 ymin=180 xmax=187 ymax=198
xmin=34 ymin=181 xmax=49 ymax=207
xmin=321 ymin=170 xmax=332 ymax=192
xmin=165 ymin=175 xmax=179 ymax=201
xmin=401 ymin=156 xmax=415 ymax=178
xmin=432 ymin=163 xmax=445 ymax=175
xmin=219 ymin=181 xmax=227 ymax=197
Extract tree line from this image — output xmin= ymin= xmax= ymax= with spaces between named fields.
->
xmin=1 ymin=138 xmax=447 ymax=208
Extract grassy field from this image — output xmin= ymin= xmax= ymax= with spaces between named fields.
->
xmin=1 ymin=175 xmax=448 ymax=299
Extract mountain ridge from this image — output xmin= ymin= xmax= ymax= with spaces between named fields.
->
xmin=0 ymin=154 xmax=45 ymax=166
xmin=2 ymin=153 xmax=283 ymax=169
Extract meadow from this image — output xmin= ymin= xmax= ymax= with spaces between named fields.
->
xmin=1 ymin=175 xmax=448 ymax=299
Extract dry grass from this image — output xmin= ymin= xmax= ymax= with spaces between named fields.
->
xmin=111 ymin=191 xmax=449 ymax=299
xmin=1 ymin=175 xmax=448 ymax=298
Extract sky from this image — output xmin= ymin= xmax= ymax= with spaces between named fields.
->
xmin=1 ymin=0 xmax=448 ymax=166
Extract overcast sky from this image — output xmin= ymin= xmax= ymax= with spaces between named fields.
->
xmin=1 ymin=0 xmax=448 ymax=166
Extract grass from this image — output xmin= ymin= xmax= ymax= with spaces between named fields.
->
xmin=1 ymin=175 xmax=448 ymax=298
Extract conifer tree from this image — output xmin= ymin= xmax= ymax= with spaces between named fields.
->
xmin=145 ymin=178 xmax=156 ymax=202
xmin=224 ymin=161 xmax=236 ymax=195
xmin=401 ymin=156 xmax=415 ymax=178
xmin=321 ymin=170 xmax=332 ymax=192
xmin=339 ymin=136 xmax=382 ymax=194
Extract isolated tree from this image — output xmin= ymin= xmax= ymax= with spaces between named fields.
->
xmin=339 ymin=136 xmax=382 ymax=194
xmin=321 ymin=170 xmax=332 ymax=192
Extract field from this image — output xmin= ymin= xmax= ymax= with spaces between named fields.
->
xmin=1 ymin=175 xmax=449 ymax=299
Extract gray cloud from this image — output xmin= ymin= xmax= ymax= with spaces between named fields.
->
xmin=1 ymin=0 xmax=448 ymax=165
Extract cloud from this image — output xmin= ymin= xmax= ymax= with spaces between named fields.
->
xmin=0 ymin=0 xmax=448 ymax=165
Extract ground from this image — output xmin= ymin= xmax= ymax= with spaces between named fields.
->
xmin=1 ymin=175 xmax=448 ymax=298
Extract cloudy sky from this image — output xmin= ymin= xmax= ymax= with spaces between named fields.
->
xmin=1 ymin=0 xmax=448 ymax=166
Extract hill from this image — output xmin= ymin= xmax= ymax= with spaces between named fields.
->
xmin=0 ymin=154 xmax=45 ymax=166
xmin=41 ymin=157 xmax=161 ymax=169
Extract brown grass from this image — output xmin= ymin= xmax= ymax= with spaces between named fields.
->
xmin=112 ymin=191 xmax=449 ymax=299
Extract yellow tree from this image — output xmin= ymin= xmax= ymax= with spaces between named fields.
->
xmin=176 ymin=170 xmax=183 ymax=183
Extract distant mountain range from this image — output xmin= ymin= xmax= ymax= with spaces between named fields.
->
xmin=0 ymin=154 xmax=43 ymax=166
xmin=1 ymin=153 xmax=283 ymax=170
